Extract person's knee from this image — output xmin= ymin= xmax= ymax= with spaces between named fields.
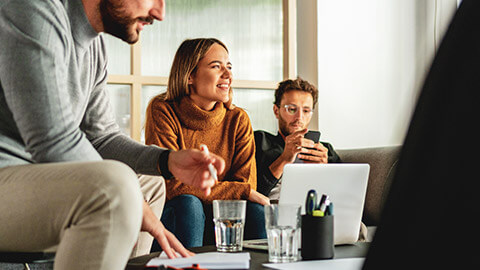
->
xmin=170 ymin=195 xmax=205 ymax=224
xmin=247 ymin=202 xmax=265 ymax=217
xmin=82 ymin=161 xmax=143 ymax=239
xmin=85 ymin=160 xmax=141 ymax=198
xmin=177 ymin=195 xmax=203 ymax=209
xmin=97 ymin=160 xmax=142 ymax=209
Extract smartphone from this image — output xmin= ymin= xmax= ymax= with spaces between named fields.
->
xmin=304 ymin=130 xmax=321 ymax=143
xmin=294 ymin=130 xmax=321 ymax=163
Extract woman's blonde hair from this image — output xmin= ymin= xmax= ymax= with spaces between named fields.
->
xmin=156 ymin=38 xmax=229 ymax=102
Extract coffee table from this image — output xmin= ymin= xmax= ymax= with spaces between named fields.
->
xmin=126 ymin=242 xmax=369 ymax=270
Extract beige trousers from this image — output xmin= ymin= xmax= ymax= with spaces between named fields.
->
xmin=0 ymin=160 xmax=165 ymax=269
xmin=133 ymin=174 xmax=165 ymax=257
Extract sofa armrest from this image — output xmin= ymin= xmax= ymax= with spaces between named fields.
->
xmin=336 ymin=146 xmax=401 ymax=226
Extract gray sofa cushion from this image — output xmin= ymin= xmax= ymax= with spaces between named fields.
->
xmin=337 ymin=146 xmax=401 ymax=226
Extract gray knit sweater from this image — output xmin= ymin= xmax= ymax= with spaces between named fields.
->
xmin=0 ymin=0 xmax=164 ymax=175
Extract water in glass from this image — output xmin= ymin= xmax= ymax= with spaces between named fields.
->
xmin=214 ymin=218 xmax=244 ymax=252
xmin=266 ymin=225 xmax=299 ymax=263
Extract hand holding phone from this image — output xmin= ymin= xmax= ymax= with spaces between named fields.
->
xmin=294 ymin=130 xmax=322 ymax=163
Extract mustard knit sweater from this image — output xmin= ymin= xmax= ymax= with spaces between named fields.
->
xmin=145 ymin=96 xmax=257 ymax=203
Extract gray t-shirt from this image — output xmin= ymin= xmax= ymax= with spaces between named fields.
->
xmin=0 ymin=0 xmax=164 ymax=174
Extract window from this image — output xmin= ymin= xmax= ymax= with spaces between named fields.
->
xmin=105 ymin=0 xmax=295 ymax=142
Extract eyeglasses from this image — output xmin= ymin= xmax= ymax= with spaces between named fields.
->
xmin=282 ymin=104 xmax=314 ymax=116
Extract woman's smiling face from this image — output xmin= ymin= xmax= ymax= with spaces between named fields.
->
xmin=188 ymin=43 xmax=232 ymax=111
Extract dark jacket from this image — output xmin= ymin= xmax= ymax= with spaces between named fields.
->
xmin=254 ymin=130 xmax=341 ymax=196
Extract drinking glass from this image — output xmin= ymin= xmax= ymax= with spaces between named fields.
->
xmin=264 ymin=204 xmax=301 ymax=263
xmin=213 ymin=200 xmax=247 ymax=252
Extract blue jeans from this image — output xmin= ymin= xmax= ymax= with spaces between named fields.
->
xmin=244 ymin=201 xmax=267 ymax=240
xmin=151 ymin=195 xmax=266 ymax=250
xmin=155 ymin=195 xmax=205 ymax=249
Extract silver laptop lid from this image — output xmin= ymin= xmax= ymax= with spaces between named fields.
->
xmin=279 ymin=163 xmax=370 ymax=245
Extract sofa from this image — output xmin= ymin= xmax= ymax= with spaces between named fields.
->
xmin=336 ymin=145 xmax=402 ymax=239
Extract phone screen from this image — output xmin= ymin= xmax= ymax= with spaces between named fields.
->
xmin=304 ymin=131 xmax=320 ymax=143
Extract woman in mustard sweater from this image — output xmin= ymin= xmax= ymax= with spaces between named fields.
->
xmin=145 ymin=38 xmax=269 ymax=248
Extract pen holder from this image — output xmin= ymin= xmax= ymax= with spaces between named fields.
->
xmin=301 ymin=214 xmax=334 ymax=260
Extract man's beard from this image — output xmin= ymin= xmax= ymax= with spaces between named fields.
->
xmin=278 ymin=115 xmax=305 ymax=137
xmin=99 ymin=0 xmax=153 ymax=44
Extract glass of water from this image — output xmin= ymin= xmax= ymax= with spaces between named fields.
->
xmin=213 ymin=200 xmax=247 ymax=252
xmin=264 ymin=204 xmax=301 ymax=263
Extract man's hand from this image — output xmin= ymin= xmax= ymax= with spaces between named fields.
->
xmin=281 ymin=129 xmax=309 ymax=163
xmin=248 ymin=189 xmax=271 ymax=206
xmin=168 ymin=149 xmax=225 ymax=196
xmin=141 ymin=201 xmax=194 ymax=259
xmin=297 ymin=142 xmax=329 ymax=163
xmin=268 ymin=129 xmax=308 ymax=179
xmin=269 ymin=129 xmax=328 ymax=179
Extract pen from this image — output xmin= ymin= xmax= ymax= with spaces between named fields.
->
xmin=326 ymin=202 xmax=334 ymax=216
xmin=319 ymin=199 xmax=329 ymax=213
xmin=305 ymin=189 xmax=317 ymax=216
xmin=317 ymin=194 xmax=329 ymax=211
xmin=199 ymin=144 xmax=218 ymax=182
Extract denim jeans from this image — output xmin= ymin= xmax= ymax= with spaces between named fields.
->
xmin=151 ymin=194 xmax=266 ymax=250
xmin=156 ymin=194 xmax=205 ymax=249
xmin=244 ymin=201 xmax=267 ymax=240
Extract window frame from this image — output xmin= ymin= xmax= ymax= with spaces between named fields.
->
xmin=107 ymin=0 xmax=296 ymax=141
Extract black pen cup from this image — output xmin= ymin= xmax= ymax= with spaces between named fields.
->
xmin=301 ymin=214 xmax=334 ymax=260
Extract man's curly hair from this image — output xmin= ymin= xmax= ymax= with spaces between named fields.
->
xmin=274 ymin=77 xmax=318 ymax=109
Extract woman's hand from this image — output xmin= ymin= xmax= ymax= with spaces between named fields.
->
xmin=248 ymin=189 xmax=271 ymax=206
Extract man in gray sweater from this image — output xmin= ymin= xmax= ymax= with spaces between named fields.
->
xmin=0 ymin=0 xmax=225 ymax=269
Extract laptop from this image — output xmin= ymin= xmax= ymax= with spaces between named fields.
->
xmin=243 ymin=163 xmax=370 ymax=250
xmin=280 ymin=163 xmax=370 ymax=245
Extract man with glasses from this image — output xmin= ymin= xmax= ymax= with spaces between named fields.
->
xmin=254 ymin=77 xmax=341 ymax=200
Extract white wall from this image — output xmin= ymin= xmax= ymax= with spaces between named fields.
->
xmin=297 ymin=0 xmax=456 ymax=149
xmin=296 ymin=0 xmax=319 ymax=131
